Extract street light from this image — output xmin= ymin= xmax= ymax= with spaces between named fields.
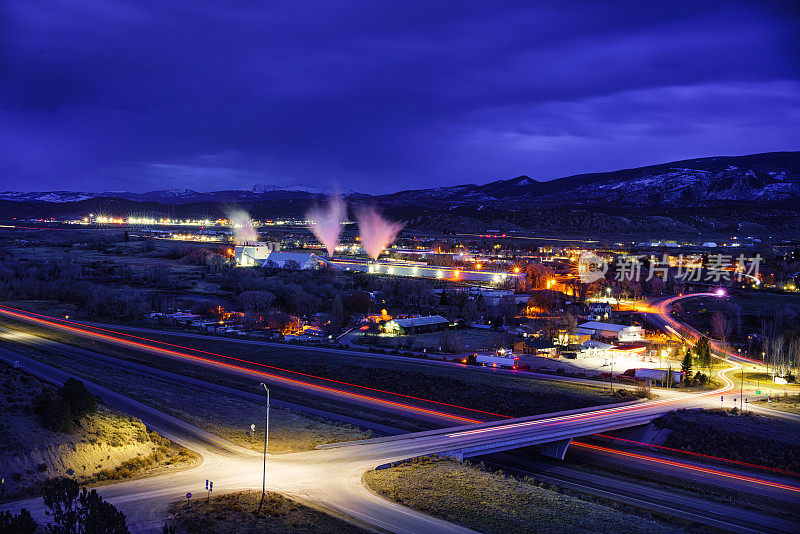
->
xmin=259 ymin=382 xmax=270 ymax=504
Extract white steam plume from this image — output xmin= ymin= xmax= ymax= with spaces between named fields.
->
xmin=228 ymin=210 xmax=258 ymax=244
xmin=356 ymin=206 xmax=404 ymax=260
xmin=306 ymin=195 xmax=347 ymax=257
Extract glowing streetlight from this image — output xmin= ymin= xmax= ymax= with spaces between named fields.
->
xmin=715 ymin=288 xmax=726 ymax=297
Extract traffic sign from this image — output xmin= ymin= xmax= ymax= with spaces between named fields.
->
xmin=186 ymin=492 xmax=192 ymax=499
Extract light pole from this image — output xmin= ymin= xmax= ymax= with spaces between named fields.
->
xmin=738 ymin=349 xmax=743 ymax=412
xmin=259 ymin=382 xmax=270 ymax=503
xmin=609 ymin=351 xmax=614 ymax=394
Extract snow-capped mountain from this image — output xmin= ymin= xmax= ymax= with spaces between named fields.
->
xmin=0 ymin=191 xmax=96 ymax=203
xmin=379 ymin=151 xmax=800 ymax=207
xmin=1 ymin=151 xmax=798 ymax=208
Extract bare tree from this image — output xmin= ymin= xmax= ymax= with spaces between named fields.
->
xmin=711 ymin=312 xmax=732 ymax=343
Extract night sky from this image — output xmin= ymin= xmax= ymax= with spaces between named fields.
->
xmin=1 ymin=1 xmax=798 ymax=194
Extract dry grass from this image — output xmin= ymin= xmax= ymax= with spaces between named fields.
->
xmin=168 ymin=490 xmax=369 ymax=533
xmin=0 ymin=364 xmax=197 ymax=500
xmin=363 ymin=457 xmax=681 ymax=534
xmin=7 ymin=345 xmax=372 ymax=453
xmin=752 ymin=393 xmax=800 ymax=414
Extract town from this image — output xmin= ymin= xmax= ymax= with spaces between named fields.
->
xmin=1 ymin=2 xmax=799 ymax=533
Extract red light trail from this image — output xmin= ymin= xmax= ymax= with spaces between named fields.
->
xmin=572 ymin=442 xmax=800 ymax=493
xmin=0 ymin=305 xmax=496 ymax=424
xmin=592 ymin=434 xmax=799 ymax=477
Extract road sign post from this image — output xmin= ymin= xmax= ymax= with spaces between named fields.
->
xmin=185 ymin=492 xmax=191 ymax=508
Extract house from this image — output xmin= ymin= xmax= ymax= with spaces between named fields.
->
xmin=384 ymin=315 xmax=450 ymax=335
xmin=588 ymin=302 xmax=612 ymax=320
xmin=513 ymin=338 xmax=558 ymax=357
xmin=577 ymin=321 xmax=643 ymax=341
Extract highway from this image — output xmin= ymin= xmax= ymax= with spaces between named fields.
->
xmin=1 ymin=301 xmax=799 ymax=533
xmin=484 ymin=448 xmax=799 ymax=534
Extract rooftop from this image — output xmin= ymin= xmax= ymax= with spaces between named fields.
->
xmin=393 ymin=315 xmax=449 ymax=328
xmin=578 ymin=321 xmax=639 ymax=332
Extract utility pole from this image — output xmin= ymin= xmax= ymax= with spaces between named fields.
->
xmin=260 ymin=382 xmax=270 ymax=504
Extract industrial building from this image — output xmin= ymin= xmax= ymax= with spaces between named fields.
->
xmin=234 ymin=241 xmax=280 ymax=266
xmin=330 ymin=260 xmax=522 ymax=286
xmin=513 ymin=338 xmax=557 ymax=357
xmin=577 ymin=321 xmax=644 ymax=342
xmin=383 ymin=315 xmax=450 ymax=335
xmin=234 ymin=242 xmax=329 ymax=269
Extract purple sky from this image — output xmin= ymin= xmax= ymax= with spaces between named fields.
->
xmin=1 ymin=1 xmax=798 ymax=194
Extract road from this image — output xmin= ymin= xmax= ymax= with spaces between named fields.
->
xmin=647 ymin=292 xmax=800 ymax=420
xmin=484 ymin=447 xmax=800 ymax=534
xmin=1 ymin=301 xmax=799 ymax=533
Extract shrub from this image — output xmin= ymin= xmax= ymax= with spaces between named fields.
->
xmin=33 ymin=390 xmax=73 ymax=433
xmin=60 ymin=378 xmax=98 ymax=419
xmin=32 ymin=379 xmax=97 ymax=432
xmin=0 ymin=508 xmax=37 ymax=533
xmin=42 ymin=477 xmax=129 ymax=533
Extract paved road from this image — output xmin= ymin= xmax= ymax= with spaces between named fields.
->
xmin=484 ymin=448 xmax=800 ymax=534
xmin=19 ymin=308 xmax=660 ymax=392
xmin=0 ymin=346 xmax=478 ymax=534
xmin=2 ymin=302 xmax=798 ymax=533
xmin=0 ymin=324 xmax=405 ymax=436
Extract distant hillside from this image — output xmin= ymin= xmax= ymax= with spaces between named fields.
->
xmin=1 ymin=151 xmax=798 ymax=237
xmin=378 ymin=151 xmax=800 ymax=208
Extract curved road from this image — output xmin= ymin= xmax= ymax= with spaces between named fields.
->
xmin=1 ymin=299 xmax=798 ymax=533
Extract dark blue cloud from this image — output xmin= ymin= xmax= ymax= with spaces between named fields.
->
xmin=1 ymin=0 xmax=798 ymax=193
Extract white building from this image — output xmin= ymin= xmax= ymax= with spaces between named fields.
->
xmin=234 ymin=241 xmax=279 ymax=266
xmin=262 ymin=251 xmax=326 ymax=269
xmin=234 ymin=242 xmax=327 ymax=270
xmin=577 ymin=321 xmax=643 ymax=341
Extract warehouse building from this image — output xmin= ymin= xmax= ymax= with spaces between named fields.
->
xmin=383 ymin=315 xmax=450 ymax=335
xmin=577 ymin=321 xmax=643 ymax=342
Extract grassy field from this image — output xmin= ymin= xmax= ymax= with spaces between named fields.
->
xmin=354 ymin=328 xmax=507 ymax=352
xmin=0 ymin=363 xmax=197 ymax=500
xmin=5 ymin=343 xmax=372 ymax=453
xmin=168 ymin=490 xmax=368 ymax=533
xmin=363 ymin=457 xmax=681 ymax=534
xmin=654 ymin=408 xmax=800 ymax=473
xmin=92 ymin=325 xmax=625 ymax=417
xmin=752 ymin=393 xmax=800 ymax=414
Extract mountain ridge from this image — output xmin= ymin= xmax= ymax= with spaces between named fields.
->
xmin=2 ymin=151 xmax=798 ymax=208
